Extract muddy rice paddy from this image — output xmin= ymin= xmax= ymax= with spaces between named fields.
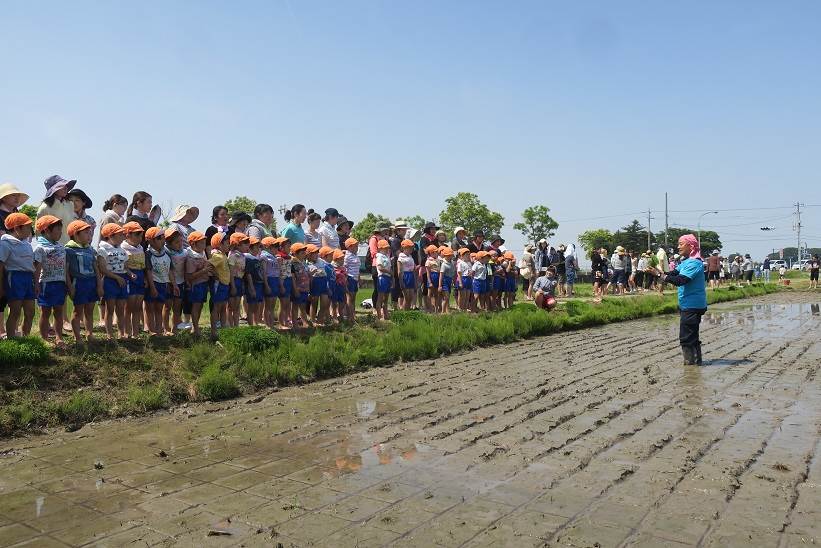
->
xmin=1 ymin=292 xmax=819 ymax=547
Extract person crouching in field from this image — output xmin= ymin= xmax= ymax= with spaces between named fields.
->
xmin=65 ymin=220 xmax=103 ymax=343
xmin=533 ymin=265 xmax=558 ymax=311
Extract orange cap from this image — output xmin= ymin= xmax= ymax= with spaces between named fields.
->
xmin=440 ymin=247 xmax=454 ymax=256
xmin=400 ymin=239 xmax=414 ymax=247
xmin=248 ymin=236 xmax=260 ymax=246
xmin=319 ymin=246 xmax=333 ymax=257
xmin=458 ymin=247 xmax=470 ymax=255
xmin=229 ymin=232 xmax=249 ymax=245
xmin=145 ymin=226 xmax=164 ymax=240
xmin=164 ymin=227 xmax=180 ymax=240
xmin=4 ymin=212 xmax=32 ymax=230
xmin=67 ymin=219 xmax=92 ymax=237
xmin=344 ymin=237 xmax=358 ymax=248
xmin=290 ymin=242 xmax=306 ymax=253
xmin=100 ymin=223 xmax=124 ymax=238
xmin=122 ymin=221 xmax=144 ymax=234
xmin=187 ymin=231 xmax=206 ymax=244
xmin=332 ymin=249 xmax=345 ymax=260
xmin=210 ymin=232 xmax=226 ymax=249
xmin=34 ymin=215 xmax=61 ymax=234
xmin=503 ymin=251 xmax=514 ymax=260
xmin=305 ymin=244 xmax=319 ymax=254
xmin=261 ymin=236 xmax=277 ymax=246
xmin=425 ymin=244 xmax=438 ymax=253
xmin=377 ymin=239 xmax=390 ymax=249
xmin=476 ymin=251 xmax=487 ymax=258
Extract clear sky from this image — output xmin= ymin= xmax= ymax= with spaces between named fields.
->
xmin=2 ymin=1 xmax=820 ymax=260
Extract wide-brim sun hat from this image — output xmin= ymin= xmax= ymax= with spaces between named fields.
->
xmin=454 ymin=226 xmax=466 ymax=236
xmin=615 ymin=245 xmax=626 ymax=253
xmin=0 ymin=183 xmax=30 ymax=204
xmin=171 ymin=204 xmax=199 ymax=223
xmin=67 ymin=188 xmax=93 ymax=210
xmin=43 ymin=175 xmax=76 ymax=199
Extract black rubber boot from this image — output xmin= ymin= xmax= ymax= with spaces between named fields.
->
xmin=681 ymin=345 xmax=696 ymax=365
xmin=695 ymin=343 xmax=703 ymax=366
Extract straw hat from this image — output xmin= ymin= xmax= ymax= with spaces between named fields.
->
xmin=0 ymin=183 xmax=29 ymax=204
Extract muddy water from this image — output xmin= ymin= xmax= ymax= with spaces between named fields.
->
xmin=1 ymin=292 xmax=819 ymax=547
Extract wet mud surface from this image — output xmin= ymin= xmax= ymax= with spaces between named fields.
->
xmin=1 ymin=292 xmax=820 ymax=547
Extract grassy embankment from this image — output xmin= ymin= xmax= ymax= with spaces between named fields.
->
xmin=0 ymin=283 xmax=781 ymax=436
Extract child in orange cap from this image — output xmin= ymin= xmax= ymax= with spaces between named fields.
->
xmin=438 ymin=247 xmax=455 ymax=314
xmin=228 ymin=232 xmax=251 ymax=327
xmin=144 ymin=226 xmax=175 ymax=335
xmin=424 ymin=244 xmax=440 ymax=312
xmin=98 ymin=222 xmax=129 ymax=339
xmin=66 ymin=219 xmax=103 ymax=343
xmin=374 ymin=239 xmax=392 ymax=320
xmin=331 ymin=249 xmax=348 ymax=321
xmin=185 ymin=231 xmax=211 ymax=336
xmin=0 ymin=184 xmax=31 ymax=338
xmin=121 ymin=221 xmax=146 ymax=338
xmin=32 ymin=215 xmax=67 ymax=344
xmin=343 ymin=238 xmax=360 ymax=321
xmin=319 ymin=246 xmax=337 ymax=321
xmin=260 ymin=236 xmax=280 ymax=328
xmin=397 ymin=239 xmax=416 ymax=310
xmin=244 ymin=237 xmax=266 ymax=326
xmin=0 ymin=213 xmax=37 ymax=337
xmin=164 ymin=228 xmax=187 ymax=333
xmin=276 ymin=238 xmax=294 ymax=329
xmin=208 ymin=232 xmax=231 ymax=339
xmin=503 ymin=251 xmax=518 ymax=309
xmin=305 ymin=244 xmax=327 ymax=325
xmin=289 ymin=242 xmax=311 ymax=326
xmin=456 ymin=248 xmax=471 ymax=311
xmin=471 ymin=251 xmax=489 ymax=312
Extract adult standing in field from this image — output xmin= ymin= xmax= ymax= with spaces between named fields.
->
xmin=335 ymin=215 xmax=353 ymax=243
xmin=318 ymin=208 xmax=340 ymax=249
xmin=67 ymin=189 xmax=97 ymax=241
xmin=742 ymin=254 xmax=754 ymax=285
xmin=169 ymin=205 xmax=199 ymax=247
xmin=247 ymin=204 xmax=274 ymax=241
xmin=649 ymin=234 xmax=707 ymax=365
xmin=564 ymin=243 xmax=577 ymax=297
xmin=451 ymin=226 xmax=469 ymax=251
xmin=304 ymin=211 xmax=322 ymax=247
xmin=37 ymin=175 xmax=77 ymax=244
xmin=610 ymin=246 xmax=628 ymax=295
xmin=125 ymin=191 xmax=159 ymax=239
xmin=205 ymin=205 xmax=230 ymax=255
xmin=761 ymin=256 xmax=771 ymax=283
xmin=519 ymin=243 xmax=536 ymax=299
xmin=706 ymin=250 xmax=721 ymax=289
xmin=555 ymin=244 xmax=567 ymax=297
xmin=417 ymin=222 xmax=439 ymax=303
xmin=281 ymin=204 xmax=307 ymax=244
xmin=809 ymin=255 xmax=819 ymax=289
xmin=467 ymin=230 xmax=486 ymax=254
xmin=656 ymin=247 xmax=669 ymax=294
xmin=389 ymin=221 xmax=409 ymax=309
xmin=534 ymin=239 xmax=549 ymax=274
xmin=369 ymin=221 xmax=391 ymax=306
xmin=99 ymin=194 xmax=128 ymax=231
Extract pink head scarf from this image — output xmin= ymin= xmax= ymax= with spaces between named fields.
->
xmin=679 ymin=234 xmax=701 ymax=260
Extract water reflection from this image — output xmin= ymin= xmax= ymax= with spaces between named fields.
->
xmin=703 ymin=303 xmax=820 ymax=339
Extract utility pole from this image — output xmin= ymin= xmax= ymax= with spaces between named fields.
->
xmin=795 ymin=202 xmax=803 ymax=264
xmin=664 ymin=193 xmax=669 ymax=248
xmin=647 ymin=208 xmax=652 ymax=251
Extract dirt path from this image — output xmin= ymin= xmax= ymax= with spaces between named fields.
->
xmin=1 ymin=292 xmax=819 ymax=547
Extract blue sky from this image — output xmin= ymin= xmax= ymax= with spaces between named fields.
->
xmin=2 ymin=1 xmax=820 ymax=260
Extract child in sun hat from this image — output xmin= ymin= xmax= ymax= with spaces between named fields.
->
xmin=0 ymin=212 xmax=36 ymax=338
xmin=533 ymin=265 xmax=558 ymax=311
xmin=164 ymin=228 xmax=187 ymax=333
xmin=228 ymin=232 xmax=250 ymax=327
xmin=438 ymin=246 xmax=455 ymax=314
xmin=260 ymin=236 xmax=280 ymax=328
xmin=343 ymin=238 xmax=360 ymax=321
xmin=144 ymin=227 xmax=175 ymax=336
xmin=121 ymin=221 xmax=146 ymax=337
xmin=276 ymin=238 xmax=294 ymax=328
xmin=331 ymin=249 xmax=348 ymax=321
xmin=208 ymin=232 xmax=231 ymax=339
xmin=185 ymin=231 xmax=211 ymax=336
xmin=98 ymin=223 xmax=129 ymax=339
xmin=424 ymin=245 xmax=440 ymax=312
xmin=397 ymin=239 xmax=416 ymax=310
xmin=32 ymin=215 xmax=67 ymax=344
xmin=244 ymin=237 xmax=266 ymax=326
xmin=374 ymin=239 xmax=392 ymax=320
xmin=290 ymin=242 xmax=311 ymax=326
xmin=65 ymin=219 xmax=103 ymax=343
xmin=305 ymin=244 xmax=328 ymax=325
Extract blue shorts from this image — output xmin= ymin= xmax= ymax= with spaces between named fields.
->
xmin=505 ymin=276 xmax=517 ymax=293
xmin=174 ymin=283 xmax=185 ymax=300
xmin=145 ymin=282 xmax=168 ymax=303
xmin=189 ymin=281 xmax=209 ymax=304
xmin=4 ymin=271 xmax=35 ymax=302
xmin=310 ymin=276 xmax=328 ymax=296
xmin=103 ymin=275 xmax=129 ymax=301
xmin=492 ymin=276 xmax=504 ymax=292
xmin=347 ymin=276 xmax=358 ymax=293
xmin=280 ymin=277 xmax=293 ymax=299
xmin=566 ymin=270 xmax=576 ymax=285
xmin=472 ymin=278 xmax=487 ymax=295
xmin=377 ymin=274 xmax=392 ymax=294
xmin=440 ymin=275 xmax=453 ymax=293
xmin=266 ymin=276 xmax=279 ymax=298
xmin=232 ymin=277 xmax=244 ymax=298
xmin=428 ymin=271 xmax=440 ymax=288
xmin=249 ymin=281 xmax=264 ymax=303
xmin=128 ymin=270 xmax=145 ymax=297
xmin=333 ymin=284 xmax=346 ymax=303
xmin=612 ymin=269 xmax=627 ymax=286
xmin=402 ymin=271 xmax=415 ymax=289
xmin=211 ymin=281 xmax=230 ymax=304
xmin=460 ymin=275 xmax=471 ymax=290
xmin=38 ymin=280 xmax=67 ymax=308
xmin=72 ymin=277 xmax=98 ymax=306
xmin=294 ymin=291 xmax=308 ymax=305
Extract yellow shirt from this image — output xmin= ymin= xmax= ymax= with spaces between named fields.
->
xmin=209 ymin=251 xmax=230 ymax=285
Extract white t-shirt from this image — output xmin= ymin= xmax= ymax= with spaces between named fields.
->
xmin=456 ymin=258 xmax=471 ymax=276
xmin=33 ymin=238 xmax=66 ymax=283
xmin=318 ymin=222 xmax=340 ymax=249
xmin=471 ymin=261 xmax=487 ymax=280
xmin=98 ymin=240 xmax=128 ymax=274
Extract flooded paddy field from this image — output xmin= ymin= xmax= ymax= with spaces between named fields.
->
xmin=1 ymin=292 xmax=819 ymax=547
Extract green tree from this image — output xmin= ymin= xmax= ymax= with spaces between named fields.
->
xmin=403 ymin=215 xmax=427 ymax=232
xmin=224 ymin=196 xmax=257 ymax=215
xmin=19 ymin=204 xmax=37 ymax=223
xmin=612 ymin=219 xmax=648 ymax=253
xmin=659 ymin=227 xmax=722 ymax=256
xmin=578 ymin=229 xmax=614 ymax=259
xmin=513 ymin=205 xmax=559 ymax=245
xmin=351 ymin=212 xmax=391 ymax=242
xmin=438 ymin=192 xmax=504 ymax=237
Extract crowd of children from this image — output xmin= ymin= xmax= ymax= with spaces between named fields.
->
xmin=0 ymin=178 xmax=566 ymax=345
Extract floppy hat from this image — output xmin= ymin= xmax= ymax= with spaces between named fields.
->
xmin=336 ymin=215 xmax=353 ymax=229
xmin=423 ymin=221 xmax=440 ymax=232
xmin=67 ymin=220 xmax=92 ymax=237
xmin=525 ymin=243 xmax=536 ymax=252
xmin=615 ymin=245 xmax=626 ymax=253
xmin=35 ymin=215 xmax=61 ymax=234
xmin=229 ymin=232 xmax=249 ymax=245
xmin=435 ymin=230 xmax=446 ymax=238
xmin=393 ymin=219 xmax=408 ymax=229
xmin=490 ymin=235 xmax=505 ymax=245
xmin=210 ymin=232 xmax=226 ymax=249
xmin=171 ymin=204 xmax=199 ymax=223
xmin=101 ymin=223 xmax=125 ymax=238
xmin=454 ymin=226 xmax=466 ymax=236
xmin=0 ymin=183 xmax=29 ymax=204
xmin=67 ymin=189 xmax=92 ymax=210
xmin=145 ymin=227 xmax=164 ymax=240
xmin=4 ymin=212 xmax=32 ymax=230
xmin=43 ymin=175 xmax=76 ymax=199
xmin=188 ymin=231 xmax=206 ymax=244
xmin=123 ymin=221 xmax=144 ymax=234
